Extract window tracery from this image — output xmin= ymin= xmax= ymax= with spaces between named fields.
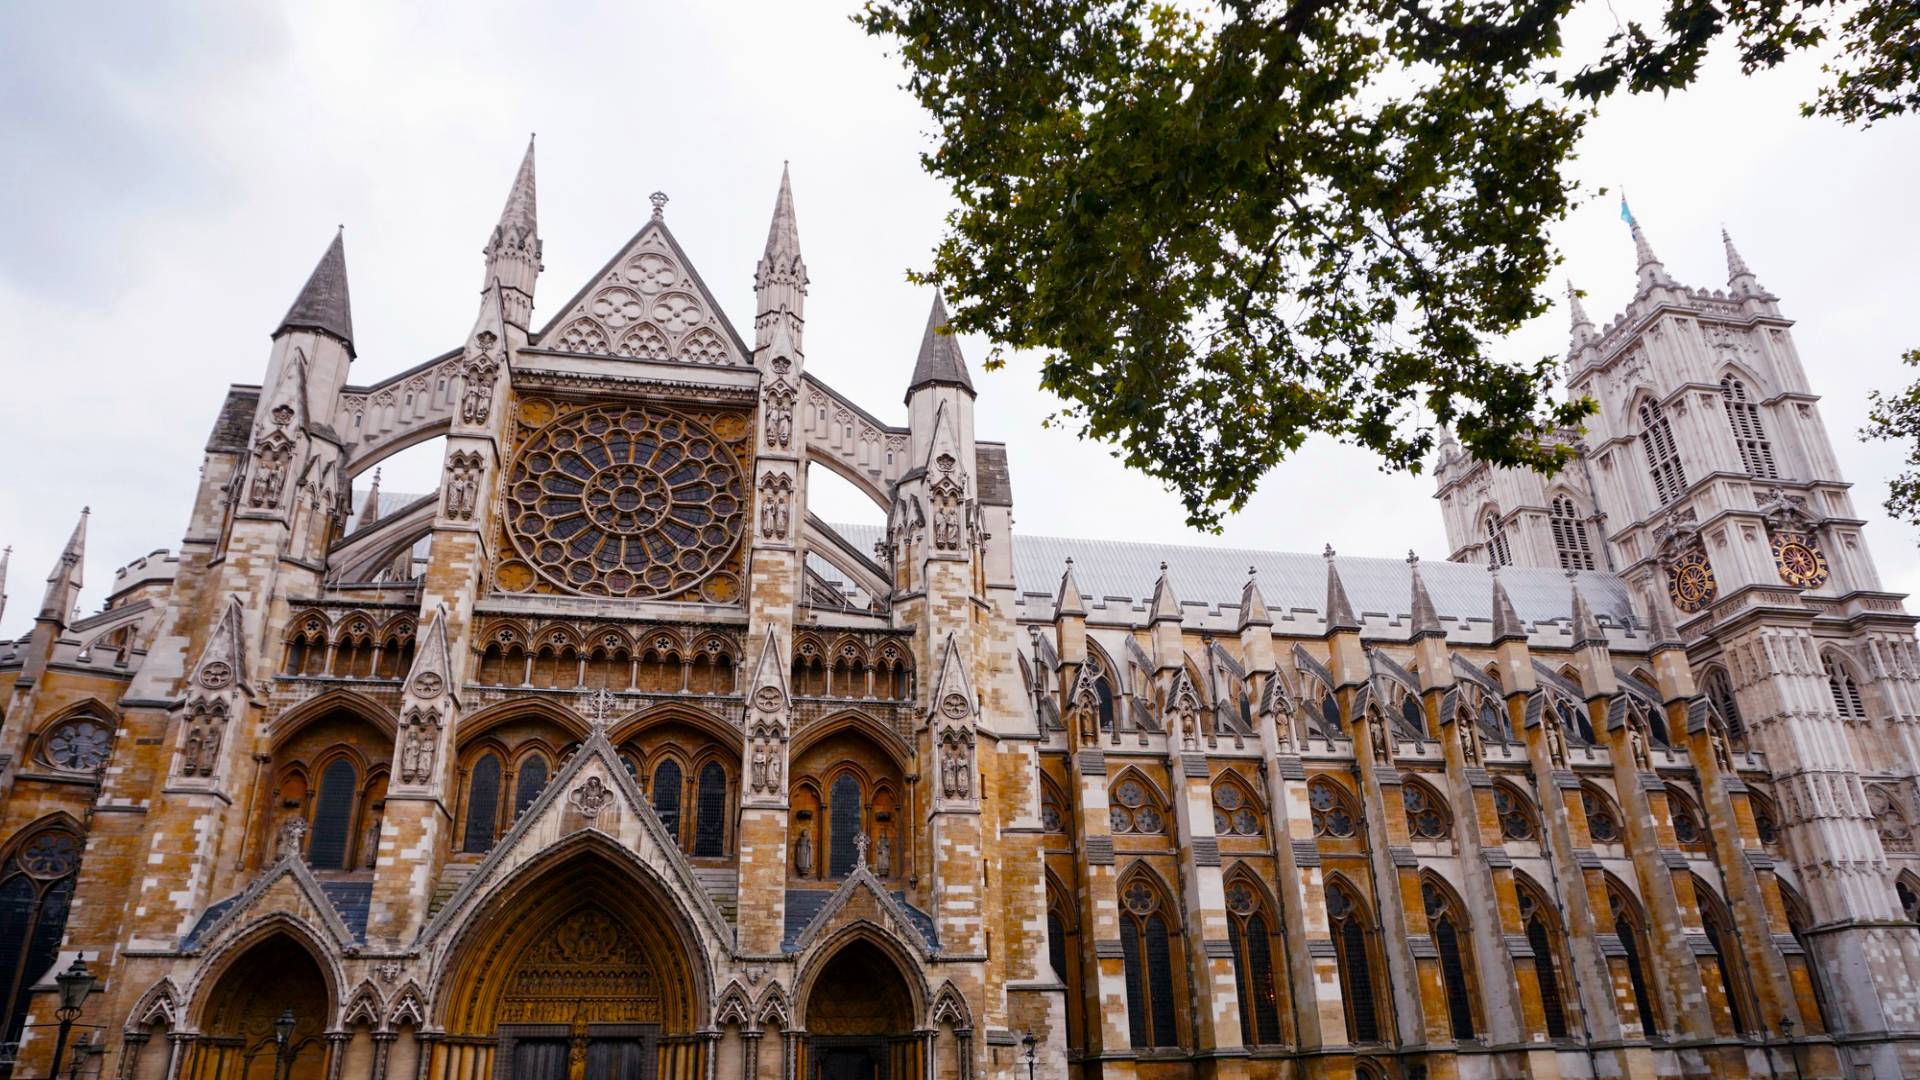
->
xmin=1310 ymin=778 xmax=1360 ymax=838
xmin=1118 ymin=873 xmax=1181 ymax=1048
xmin=1582 ymin=784 xmax=1622 ymax=844
xmin=1212 ymin=777 xmax=1263 ymax=837
xmin=1608 ymin=880 xmax=1660 ymax=1035
xmin=1404 ymin=779 xmax=1452 ymax=841
xmin=0 ymin=826 xmax=81 ymax=1050
xmin=501 ymin=403 xmax=747 ymax=601
xmin=1494 ymin=782 xmax=1538 ymax=842
xmin=1110 ymin=778 xmax=1166 ymax=835
xmin=1224 ymin=874 xmax=1283 ymax=1045
xmin=1326 ymin=881 xmax=1383 ymax=1043
xmin=40 ymin=714 xmax=111 ymax=773
xmin=1517 ymin=879 xmax=1570 ymax=1038
xmin=1423 ymin=878 xmax=1477 ymax=1039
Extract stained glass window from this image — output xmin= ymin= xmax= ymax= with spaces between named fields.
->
xmin=829 ymin=773 xmax=862 ymax=877
xmin=308 ymin=758 xmax=358 ymax=870
xmin=1110 ymin=779 xmax=1165 ymax=835
xmin=653 ymin=760 xmax=684 ymax=847
xmin=1583 ymin=787 xmax=1621 ymax=844
xmin=512 ymin=755 xmax=549 ymax=821
xmin=0 ymin=830 xmax=79 ymax=1047
xmin=463 ymin=753 xmax=502 ymax=853
xmin=694 ymin=762 xmax=727 ymax=856
xmin=1310 ymin=779 xmax=1358 ymax=838
xmin=1425 ymin=882 xmax=1475 ymax=1039
xmin=43 ymin=716 xmax=110 ymax=772
xmin=1495 ymin=784 xmax=1536 ymax=842
xmin=1405 ymin=782 xmax=1451 ymax=841
xmin=1519 ymin=887 xmax=1569 ymax=1038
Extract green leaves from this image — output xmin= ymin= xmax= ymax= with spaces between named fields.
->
xmin=1863 ymin=349 xmax=1920 ymax=528
xmin=857 ymin=0 xmax=1913 ymax=529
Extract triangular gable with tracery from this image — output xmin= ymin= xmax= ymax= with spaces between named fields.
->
xmin=414 ymin=720 xmax=732 ymax=951
xmin=532 ymin=211 xmax=750 ymax=366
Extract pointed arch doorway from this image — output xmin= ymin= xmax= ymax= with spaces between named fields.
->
xmin=437 ymin=847 xmax=707 ymax=1080
xmin=801 ymin=938 xmax=920 ymax=1080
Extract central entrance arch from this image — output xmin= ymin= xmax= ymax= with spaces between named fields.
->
xmin=437 ymin=847 xmax=707 ymax=1079
xmin=802 ymin=937 xmax=920 ymax=1080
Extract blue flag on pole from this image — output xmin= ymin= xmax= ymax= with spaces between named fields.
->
xmin=1620 ymin=195 xmax=1635 ymax=227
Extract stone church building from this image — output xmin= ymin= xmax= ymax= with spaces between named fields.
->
xmin=1 ymin=142 xmax=1918 ymax=1080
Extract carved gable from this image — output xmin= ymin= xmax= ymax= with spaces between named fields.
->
xmin=536 ymin=220 xmax=748 ymax=366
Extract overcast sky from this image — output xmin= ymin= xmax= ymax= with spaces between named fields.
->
xmin=2 ymin=1 xmax=1917 ymax=640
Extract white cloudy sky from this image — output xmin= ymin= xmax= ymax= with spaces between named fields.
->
xmin=2 ymin=0 xmax=1917 ymax=640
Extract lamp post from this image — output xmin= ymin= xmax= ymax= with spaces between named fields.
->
xmin=271 ymin=1009 xmax=296 ymax=1080
xmin=47 ymin=959 xmax=91 ymax=1080
xmin=1020 ymin=1030 xmax=1036 ymax=1080
xmin=1780 ymin=1016 xmax=1805 ymax=1080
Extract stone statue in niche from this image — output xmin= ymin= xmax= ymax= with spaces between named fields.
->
xmin=759 ymin=473 xmax=792 ymax=539
xmin=933 ymin=501 xmax=962 ymax=551
xmin=874 ymin=831 xmax=892 ymax=877
xmin=461 ymin=341 xmax=498 ymax=424
xmin=249 ymin=436 xmax=293 ymax=509
xmin=765 ymin=384 xmax=794 ymax=449
xmin=751 ymin=742 xmax=768 ymax=793
xmin=362 ymin=806 xmax=383 ymax=869
xmin=400 ymin=706 xmax=440 ymax=785
xmin=445 ymin=451 xmax=484 ymax=521
xmin=794 ymin=826 xmax=814 ymax=876
xmin=276 ymin=815 xmax=308 ymax=862
xmin=940 ymin=732 xmax=972 ymax=799
xmin=181 ymin=699 xmax=228 ymax=777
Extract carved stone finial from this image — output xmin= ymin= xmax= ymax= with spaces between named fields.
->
xmin=650 ymin=191 xmax=669 ymax=219
xmin=1407 ymin=550 xmax=1419 ymax=566
xmin=1323 ymin=544 xmax=1336 ymax=560
xmin=580 ymin=687 xmax=622 ymax=729
xmin=853 ymin=831 xmax=870 ymax=869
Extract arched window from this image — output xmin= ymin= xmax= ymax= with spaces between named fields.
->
xmin=652 ymin=760 xmax=684 ymax=846
xmin=1309 ymin=778 xmax=1361 ymax=838
xmin=1666 ymin=785 xmax=1707 ymax=850
xmin=1476 ymin=699 xmax=1514 ymax=745
xmin=1040 ymin=777 xmax=1069 ymax=835
xmin=1494 ymin=782 xmax=1538 ymax=842
xmin=1109 ymin=776 xmax=1167 ymax=835
xmin=1118 ymin=873 xmax=1180 ymax=1048
xmin=1423 ymin=878 xmax=1477 ymax=1039
xmin=1224 ymin=876 xmax=1284 ymax=1045
xmin=1485 ymin=511 xmax=1512 ymax=567
xmin=1404 ymin=779 xmax=1452 ymax=842
xmin=1721 ymin=377 xmax=1778 ymax=479
xmin=1213 ymin=777 xmax=1263 ymax=838
xmin=1582 ymin=784 xmax=1623 ymax=844
xmin=1750 ymin=790 xmax=1782 ymax=848
xmin=1694 ymin=878 xmax=1756 ymax=1034
xmin=1556 ymin=693 xmax=1595 ymax=745
xmin=1607 ymin=879 xmax=1660 ymax=1036
xmin=1825 ymin=654 xmax=1867 ymax=720
xmin=1046 ymin=876 xmax=1083 ymax=1050
xmin=1327 ymin=880 xmax=1383 ymax=1043
xmin=1517 ymin=878 xmax=1571 ymax=1038
xmin=1779 ymin=882 xmax=1832 ymax=1029
xmin=1639 ymin=398 xmax=1688 ymax=505
xmin=828 ymin=772 xmax=863 ymax=877
xmin=1550 ymin=496 xmax=1596 ymax=571
xmin=512 ymin=754 xmax=549 ymax=822
xmin=38 ymin=713 xmax=112 ymax=773
xmin=0 ymin=827 xmax=80 ymax=1048
xmin=308 ymin=757 xmax=359 ymax=870
xmin=1702 ymin=666 xmax=1745 ymax=740
xmin=694 ymin=761 xmax=728 ymax=856
xmin=463 ymin=752 xmax=503 ymax=853
xmin=1899 ymin=874 xmax=1920 ymax=924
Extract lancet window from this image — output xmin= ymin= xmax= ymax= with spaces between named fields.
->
xmin=1423 ymin=878 xmax=1478 ymax=1040
xmin=1639 ymin=397 xmax=1688 ymax=505
xmin=0 ymin=825 xmax=80 ymax=1050
xmin=1484 ymin=511 xmax=1513 ymax=567
xmin=1721 ymin=377 xmax=1778 ymax=479
xmin=1550 ymin=495 xmax=1596 ymax=571
xmin=1517 ymin=877 xmax=1571 ymax=1038
xmin=1224 ymin=874 xmax=1284 ymax=1046
xmin=1608 ymin=880 xmax=1661 ymax=1036
xmin=1326 ymin=880 xmax=1384 ymax=1043
xmin=1825 ymin=653 xmax=1867 ymax=720
xmin=1118 ymin=872 xmax=1181 ymax=1048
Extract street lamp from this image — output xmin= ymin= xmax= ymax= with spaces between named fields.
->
xmin=48 ymin=959 xmax=91 ymax=1080
xmin=271 ymin=1009 xmax=297 ymax=1080
xmin=1779 ymin=1016 xmax=1805 ymax=1080
xmin=1020 ymin=1030 xmax=1036 ymax=1080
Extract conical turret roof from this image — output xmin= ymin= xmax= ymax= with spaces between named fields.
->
xmin=907 ymin=294 xmax=974 ymax=400
xmin=277 ymin=230 xmax=354 ymax=353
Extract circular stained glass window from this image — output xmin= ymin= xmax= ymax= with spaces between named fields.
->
xmin=504 ymin=404 xmax=746 ymax=599
xmin=45 ymin=717 xmax=110 ymax=772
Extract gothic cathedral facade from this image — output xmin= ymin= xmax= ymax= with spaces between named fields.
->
xmin=1 ymin=145 xmax=1917 ymax=1080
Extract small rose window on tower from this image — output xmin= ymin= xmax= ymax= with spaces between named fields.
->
xmin=41 ymin=715 xmax=111 ymax=772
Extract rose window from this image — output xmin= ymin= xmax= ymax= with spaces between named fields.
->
xmin=1212 ymin=783 xmax=1261 ymax=836
xmin=44 ymin=717 xmax=110 ymax=772
xmin=19 ymin=832 xmax=78 ymax=878
xmin=1110 ymin=780 xmax=1165 ymax=835
xmin=504 ymin=405 xmax=745 ymax=599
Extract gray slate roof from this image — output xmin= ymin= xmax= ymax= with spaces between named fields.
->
xmin=824 ymin=522 xmax=1639 ymax=637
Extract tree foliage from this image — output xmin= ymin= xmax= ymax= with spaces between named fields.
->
xmin=1864 ymin=350 xmax=1920 ymax=527
xmin=856 ymin=0 xmax=1918 ymax=529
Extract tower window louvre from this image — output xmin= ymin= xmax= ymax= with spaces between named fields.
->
xmin=1638 ymin=399 xmax=1688 ymax=505
xmin=1550 ymin=496 xmax=1596 ymax=571
xmin=1825 ymin=655 xmax=1867 ymax=720
xmin=1721 ymin=378 xmax=1779 ymax=480
xmin=1484 ymin=512 xmax=1512 ymax=567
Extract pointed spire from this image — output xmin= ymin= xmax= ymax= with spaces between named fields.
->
xmin=906 ymin=294 xmax=975 ymax=402
xmin=1628 ymin=211 xmax=1676 ymax=293
xmin=1642 ymin=589 xmax=1683 ymax=650
xmin=1238 ymin=566 xmax=1273 ymax=631
xmin=1567 ymin=280 xmax=1596 ymax=343
xmin=764 ymin=162 xmax=802 ymax=265
xmin=1148 ymin=562 xmax=1181 ymax=624
xmin=1568 ymin=571 xmax=1606 ymax=649
xmin=1488 ymin=563 xmax=1527 ymax=643
xmin=1055 ymin=558 xmax=1086 ymax=617
xmin=482 ymin=138 xmax=542 ymax=327
xmin=496 ymin=137 xmax=538 ymax=243
xmin=277 ymin=230 xmax=354 ymax=355
xmin=39 ymin=509 xmax=87 ymax=622
xmin=1407 ymin=552 xmax=1443 ymax=639
xmin=356 ymin=468 xmax=383 ymax=530
xmin=1324 ymin=546 xmax=1360 ymax=633
xmin=747 ymin=626 xmax=791 ymax=705
xmin=407 ymin=604 xmax=454 ymax=700
xmin=1722 ymin=226 xmax=1763 ymax=298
